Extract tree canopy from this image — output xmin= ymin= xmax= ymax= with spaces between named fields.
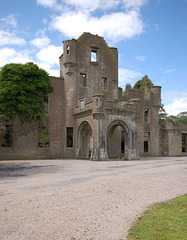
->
xmin=169 ymin=112 xmax=187 ymax=125
xmin=158 ymin=104 xmax=168 ymax=125
xmin=133 ymin=75 xmax=154 ymax=92
xmin=158 ymin=105 xmax=187 ymax=126
xmin=0 ymin=62 xmax=53 ymax=121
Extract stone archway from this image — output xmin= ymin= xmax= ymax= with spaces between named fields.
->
xmin=107 ymin=120 xmax=130 ymax=159
xmin=77 ymin=121 xmax=93 ymax=159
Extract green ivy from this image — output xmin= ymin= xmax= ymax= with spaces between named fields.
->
xmin=38 ymin=127 xmax=49 ymax=148
xmin=133 ymin=75 xmax=154 ymax=92
xmin=0 ymin=62 xmax=53 ymax=121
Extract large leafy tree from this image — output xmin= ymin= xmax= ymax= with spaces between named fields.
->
xmin=176 ymin=112 xmax=187 ymax=125
xmin=158 ymin=104 xmax=168 ymax=125
xmin=0 ymin=62 xmax=53 ymax=121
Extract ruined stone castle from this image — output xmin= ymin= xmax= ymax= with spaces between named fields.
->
xmin=0 ymin=33 xmax=186 ymax=160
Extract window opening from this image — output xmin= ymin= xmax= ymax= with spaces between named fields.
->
xmin=91 ymin=50 xmax=97 ymax=62
xmin=95 ymin=97 xmax=100 ymax=107
xmin=80 ymin=73 xmax=87 ymax=87
xmin=67 ymin=127 xmax=73 ymax=148
xmin=66 ymin=45 xmax=70 ymax=54
xmin=38 ymin=127 xmax=49 ymax=148
xmin=101 ymin=77 xmax=107 ymax=90
xmin=2 ymin=125 xmax=13 ymax=147
xmin=144 ymin=141 xmax=149 ymax=153
xmin=121 ymin=141 xmax=125 ymax=153
xmin=80 ymin=99 xmax=85 ymax=110
xmin=121 ymin=130 xmax=125 ymax=153
xmin=182 ymin=133 xmax=187 ymax=152
xmin=144 ymin=108 xmax=149 ymax=123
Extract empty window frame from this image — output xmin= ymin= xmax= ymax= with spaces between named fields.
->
xmin=66 ymin=45 xmax=70 ymax=54
xmin=2 ymin=125 xmax=13 ymax=147
xmin=121 ymin=130 xmax=125 ymax=153
xmin=91 ymin=50 xmax=97 ymax=62
xmin=101 ymin=77 xmax=107 ymax=90
xmin=144 ymin=141 xmax=149 ymax=153
xmin=95 ymin=97 xmax=100 ymax=107
xmin=80 ymin=73 xmax=87 ymax=87
xmin=80 ymin=99 xmax=85 ymax=110
xmin=144 ymin=108 xmax=150 ymax=123
xmin=182 ymin=133 xmax=187 ymax=152
xmin=66 ymin=127 xmax=73 ymax=148
xmin=38 ymin=127 xmax=49 ymax=148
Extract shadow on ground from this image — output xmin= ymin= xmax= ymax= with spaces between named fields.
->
xmin=0 ymin=163 xmax=60 ymax=179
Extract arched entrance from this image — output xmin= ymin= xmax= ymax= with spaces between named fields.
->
xmin=77 ymin=121 xmax=93 ymax=159
xmin=107 ymin=120 xmax=129 ymax=159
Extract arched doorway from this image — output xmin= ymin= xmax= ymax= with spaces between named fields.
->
xmin=107 ymin=120 xmax=129 ymax=159
xmin=77 ymin=121 xmax=93 ymax=159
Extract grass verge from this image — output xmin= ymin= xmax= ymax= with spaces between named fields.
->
xmin=127 ymin=194 xmax=187 ymax=240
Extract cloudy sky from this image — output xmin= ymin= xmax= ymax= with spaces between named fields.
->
xmin=0 ymin=0 xmax=187 ymax=115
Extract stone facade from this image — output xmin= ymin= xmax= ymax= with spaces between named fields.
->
xmin=0 ymin=33 xmax=186 ymax=160
xmin=160 ymin=118 xmax=187 ymax=156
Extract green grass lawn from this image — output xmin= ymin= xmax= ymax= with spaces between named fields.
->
xmin=127 ymin=194 xmax=187 ymax=240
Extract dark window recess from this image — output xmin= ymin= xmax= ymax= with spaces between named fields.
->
xmin=91 ymin=50 xmax=97 ymax=62
xmin=96 ymin=98 xmax=100 ymax=107
xmin=38 ymin=127 xmax=49 ymax=148
xmin=144 ymin=141 xmax=149 ymax=153
xmin=66 ymin=45 xmax=70 ymax=54
xmin=2 ymin=125 xmax=13 ymax=147
xmin=80 ymin=73 xmax=87 ymax=87
xmin=121 ymin=130 xmax=125 ymax=153
xmin=101 ymin=77 xmax=107 ymax=90
xmin=121 ymin=141 xmax=125 ymax=153
xmin=67 ymin=127 xmax=73 ymax=148
xmin=182 ymin=133 xmax=187 ymax=152
xmin=144 ymin=108 xmax=149 ymax=123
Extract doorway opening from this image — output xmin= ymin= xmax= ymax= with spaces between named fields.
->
xmin=107 ymin=121 xmax=129 ymax=159
xmin=77 ymin=121 xmax=93 ymax=159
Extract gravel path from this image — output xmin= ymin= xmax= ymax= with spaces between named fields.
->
xmin=0 ymin=157 xmax=186 ymax=240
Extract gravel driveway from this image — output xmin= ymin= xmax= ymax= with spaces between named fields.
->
xmin=0 ymin=157 xmax=186 ymax=240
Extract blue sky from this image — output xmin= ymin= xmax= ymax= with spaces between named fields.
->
xmin=0 ymin=0 xmax=187 ymax=115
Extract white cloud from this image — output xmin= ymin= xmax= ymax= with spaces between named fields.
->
xmin=36 ymin=0 xmax=63 ymax=11
xmin=61 ymin=0 xmax=120 ymax=11
xmin=50 ymin=10 xmax=144 ymax=41
xmin=37 ymin=45 xmax=63 ymax=65
xmin=122 ymin=0 xmax=148 ymax=9
xmin=36 ymin=0 xmax=57 ymax=8
xmin=10 ymin=53 xmax=33 ymax=64
xmin=35 ymin=28 xmax=47 ymax=37
xmin=119 ymin=68 xmax=142 ymax=88
xmin=37 ymin=62 xmax=60 ymax=77
xmin=0 ymin=47 xmax=60 ymax=77
xmin=163 ymin=90 xmax=187 ymax=116
xmin=0 ymin=30 xmax=26 ymax=46
xmin=39 ymin=0 xmax=147 ymax=12
xmin=164 ymin=69 xmax=176 ymax=74
xmin=30 ymin=36 xmax=50 ymax=48
xmin=165 ymin=97 xmax=187 ymax=116
xmin=0 ymin=48 xmax=32 ymax=66
xmin=0 ymin=48 xmax=16 ymax=66
xmin=135 ymin=55 xmax=147 ymax=61
xmin=49 ymin=69 xmax=60 ymax=77
xmin=0 ymin=14 xmax=18 ymax=28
